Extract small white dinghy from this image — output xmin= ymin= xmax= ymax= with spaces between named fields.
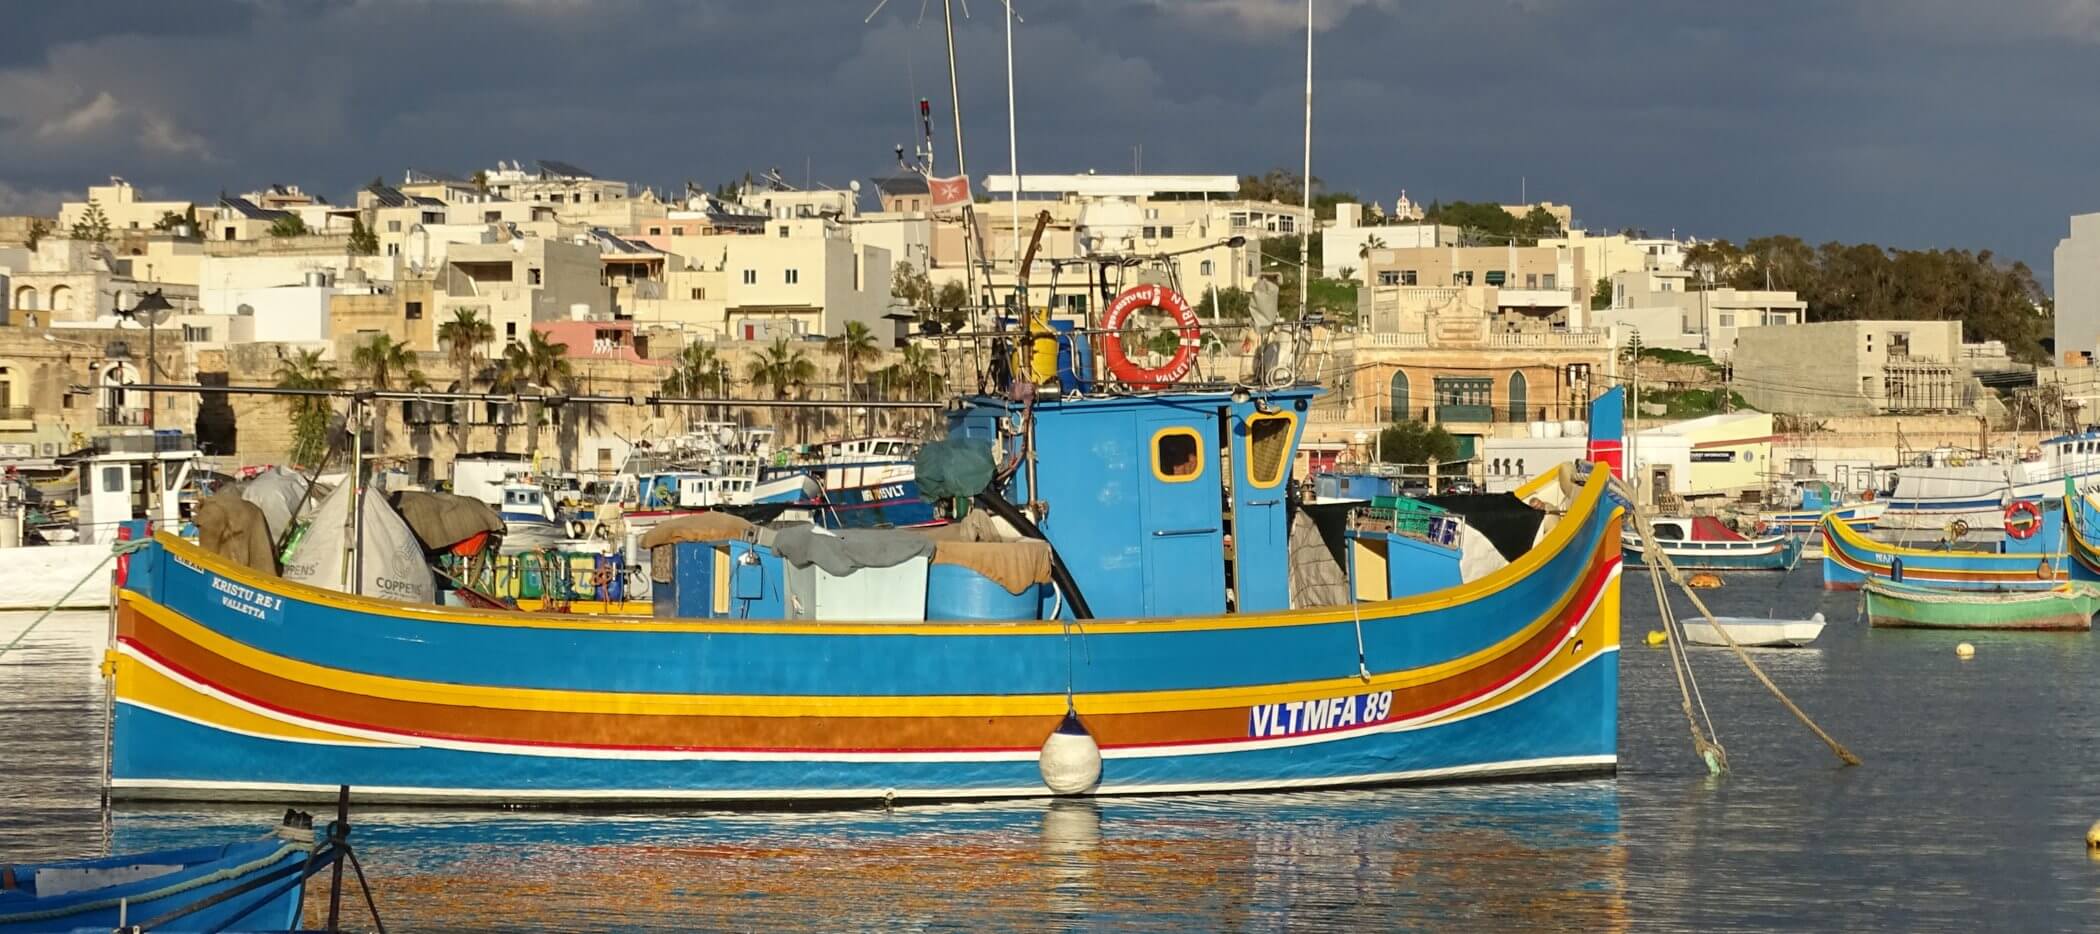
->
xmin=1680 ymin=612 xmax=1826 ymax=647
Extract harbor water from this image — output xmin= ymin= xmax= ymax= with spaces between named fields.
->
xmin=7 ymin=570 xmax=2100 ymax=930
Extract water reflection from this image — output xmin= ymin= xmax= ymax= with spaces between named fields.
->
xmin=105 ymin=785 xmax=1624 ymax=932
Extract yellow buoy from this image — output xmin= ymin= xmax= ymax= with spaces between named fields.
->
xmin=1956 ymin=642 xmax=1976 ymax=659
xmin=1645 ymin=630 xmax=1669 ymax=646
xmin=2087 ymin=820 xmax=2100 ymax=850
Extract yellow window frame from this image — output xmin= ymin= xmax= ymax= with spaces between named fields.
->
xmin=1243 ymin=411 xmax=1299 ymax=489
xmin=1150 ymin=426 xmax=1205 ymax=483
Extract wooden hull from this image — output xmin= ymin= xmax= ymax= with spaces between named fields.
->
xmin=104 ymin=467 xmax=1627 ymax=805
xmin=1863 ymin=581 xmax=2099 ymax=631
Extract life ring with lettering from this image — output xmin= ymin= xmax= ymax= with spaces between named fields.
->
xmin=1101 ymin=284 xmax=1201 ymax=389
xmin=2005 ymin=500 xmax=2043 ymax=540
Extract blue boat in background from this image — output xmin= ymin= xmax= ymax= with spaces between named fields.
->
xmin=1623 ymin=516 xmax=1803 ymax=571
xmin=0 ymin=826 xmax=319 ymax=933
xmin=1820 ymin=503 xmax=2067 ymax=591
xmin=761 ymin=436 xmax=941 ymax=529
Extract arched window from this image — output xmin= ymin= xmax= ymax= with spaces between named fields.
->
xmin=12 ymin=285 xmax=37 ymax=311
xmin=49 ymin=285 xmax=72 ymax=314
xmin=1388 ymin=370 xmax=1410 ymax=421
xmin=1507 ymin=371 xmax=1528 ymax=423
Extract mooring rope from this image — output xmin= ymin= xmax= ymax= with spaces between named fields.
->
xmin=1644 ymin=543 xmax=1727 ymax=774
xmin=0 ymin=538 xmax=152 ymax=663
xmin=1620 ymin=482 xmax=1863 ymax=769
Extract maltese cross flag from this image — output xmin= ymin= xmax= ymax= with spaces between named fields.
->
xmin=928 ymin=175 xmax=972 ymax=211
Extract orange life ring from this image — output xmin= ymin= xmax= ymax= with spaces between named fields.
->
xmin=1101 ymin=284 xmax=1201 ymax=389
xmin=2005 ymin=500 xmax=2043 ymax=540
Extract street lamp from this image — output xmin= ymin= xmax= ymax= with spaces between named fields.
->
xmin=115 ymin=290 xmax=174 ymax=429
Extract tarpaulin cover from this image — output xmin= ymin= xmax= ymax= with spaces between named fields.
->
xmin=237 ymin=466 xmax=311 ymax=546
xmin=281 ymin=477 xmax=436 ymax=603
xmin=640 ymin=512 xmax=756 ymax=549
xmin=194 ymin=488 xmax=278 ymax=577
xmin=1689 ymin=516 xmax=1748 ymax=542
xmin=914 ymin=438 xmax=995 ymax=500
xmin=772 ymin=525 xmax=936 ymax=577
xmin=1418 ymin=493 xmax=1546 ymax=562
xmin=391 ymin=490 xmax=506 ymax=551
xmin=918 ymin=510 xmax=1051 ymax=594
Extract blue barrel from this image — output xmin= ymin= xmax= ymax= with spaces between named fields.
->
xmin=926 ymin=562 xmax=1042 ymax=620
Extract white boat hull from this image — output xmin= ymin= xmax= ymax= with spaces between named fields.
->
xmin=1681 ymin=615 xmax=1826 ymax=647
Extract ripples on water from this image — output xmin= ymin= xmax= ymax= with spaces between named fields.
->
xmin=6 ymin=572 xmax=2100 ymax=930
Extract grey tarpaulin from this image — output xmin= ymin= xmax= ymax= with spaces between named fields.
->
xmin=391 ymin=490 xmax=506 ymax=552
xmin=236 ymin=466 xmax=311 ymax=545
xmin=194 ymin=488 xmax=278 ymax=576
xmin=772 ymin=525 xmax=935 ymax=577
xmin=281 ymin=476 xmax=436 ymax=603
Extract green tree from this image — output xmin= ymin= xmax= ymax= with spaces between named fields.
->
xmin=1357 ymin=234 xmax=1386 ymax=261
xmin=348 ymin=217 xmax=379 ymax=256
xmin=436 ymin=309 xmax=494 ymax=444
xmin=1375 ymin=421 xmax=1460 ymax=466
xmin=152 ymin=211 xmax=186 ymax=232
xmin=744 ymin=337 xmax=818 ymax=441
xmin=497 ymin=328 xmax=573 ymax=460
xmin=71 ymin=201 xmax=111 ymax=243
xmin=267 ymin=213 xmax=308 ymax=238
xmin=274 ymin=349 xmax=341 ymax=466
xmin=1591 ymin=276 xmax=1613 ymax=311
xmin=1196 ymin=287 xmax=1253 ymax=319
xmin=351 ymin=333 xmax=425 ymax=458
xmin=471 ymin=170 xmax=489 ymax=193
xmin=932 ymin=280 xmax=971 ymax=330
xmin=874 ymin=343 xmax=944 ymax=400
xmin=25 ymin=219 xmax=50 ymax=251
xmin=662 ymin=340 xmax=731 ymax=426
xmin=825 ymin=320 xmax=880 ymax=402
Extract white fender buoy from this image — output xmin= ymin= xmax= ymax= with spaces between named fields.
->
xmin=1039 ymin=712 xmax=1102 ymax=795
xmin=1956 ymin=642 xmax=1976 ymax=659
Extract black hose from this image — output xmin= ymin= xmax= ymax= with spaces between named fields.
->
xmin=973 ymin=488 xmax=1095 ymax=620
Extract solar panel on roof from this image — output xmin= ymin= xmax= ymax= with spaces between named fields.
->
xmin=538 ymin=159 xmax=594 ymax=179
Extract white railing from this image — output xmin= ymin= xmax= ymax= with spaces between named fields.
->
xmin=1489 ymin=329 xmax=1611 ymax=349
xmin=1365 ymin=332 xmax=1430 ymax=347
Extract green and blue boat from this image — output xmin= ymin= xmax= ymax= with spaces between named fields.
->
xmin=1862 ymin=579 xmax=2100 ymax=631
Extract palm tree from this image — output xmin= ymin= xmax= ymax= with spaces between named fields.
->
xmin=824 ymin=320 xmax=880 ymax=403
xmin=497 ymin=328 xmax=572 ymax=461
xmin=350 ymin=333 xmax=425 ymax=461
xmin=744 ymin=337 xmax=816 ymax=441
xmin=662 ymin=340 xmax=730 ymax=427
xmin=274 ymin=348 xmax=341 ymax=467
xmin=1358 ymin=234 xmax=1386 ymax=261
xmin=436 ymin=309 xmax=494 ymax=444
xmin=879 ymin=343 xmax=944 ymax=401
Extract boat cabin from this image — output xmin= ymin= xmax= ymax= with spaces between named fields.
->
xmin=947 ymin=388 xmax=1318 ymax=617
xmin=812 ymin=437 xmax=919 ymax=464
xmin=69 ymin=431 xmax=202 ymax=545
xmin=497 ymin=483 xmax=557 ymax=524
xmin=638 ymin=471 xmax=755 ymax=510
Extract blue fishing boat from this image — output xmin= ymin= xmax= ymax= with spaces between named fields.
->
xmin=761 ymin=437 xmax=940 ymax=529
xmin=0 ymin=821 xmax=319 ymax=933
xmin=1623 ymin=516 xmax=1803 ymax=570
xmin=1819 ymin=503 xmax=2066 ymax=591
xmin=104 ymin=353 xmax=1624 ymax=803
xmin=1875 ymin=431 xmax=2100 ymax=530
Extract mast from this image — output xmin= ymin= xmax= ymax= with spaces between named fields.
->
xmin=1298 ymin=0 xmax=1313 ymax=321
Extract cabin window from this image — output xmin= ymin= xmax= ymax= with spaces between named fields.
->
xmin=101 ymin=466 xmax=126 ymax=493
xmin=1152 ymin=427 xmax=1204 ymax=482
xmin=1245 ymin=412 xmax=1296 ymax=489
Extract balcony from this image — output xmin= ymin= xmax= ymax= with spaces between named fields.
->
xmin=99 ymin=407 xmax=151 ymax=427
xmin=1493 ymin=288 xmax=1578 ymax=309
xmin=1357 ymin=328 xmax=1611 ymax=351
xmin=1489 ymin=329 xmax=1612 ymax=349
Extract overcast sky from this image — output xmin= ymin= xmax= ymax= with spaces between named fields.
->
xmin=2 ymin=0 xmax=2095 ymax=285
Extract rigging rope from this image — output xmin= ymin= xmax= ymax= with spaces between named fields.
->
xmin=0 ymin=538 xmax=152 ymax=662
xmin=1620 ymin=480 xmax=1863 ymax=769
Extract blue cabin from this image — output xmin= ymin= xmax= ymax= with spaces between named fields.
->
xmin=947 ymin=388 xmax=1318 ymax=618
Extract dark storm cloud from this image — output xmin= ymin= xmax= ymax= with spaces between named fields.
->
xmin=1 ymin=0 xmax=2095 ymax=280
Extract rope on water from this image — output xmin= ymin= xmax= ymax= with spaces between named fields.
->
xmin=1621 ymin=481 xmax=1862 ymax=769
xmin=1645 ymin=542 xmax=1726 ymax=774
xmin=0 ymin=538 xmax=153 ymax=662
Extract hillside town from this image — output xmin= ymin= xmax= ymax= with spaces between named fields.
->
xmin=0 ymin=162 xmax=2086 ymax=517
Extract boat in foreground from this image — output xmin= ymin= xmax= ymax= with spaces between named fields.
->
xmin=1862 ymin=579 xmax=2100 ymax=631
xmin=105 ymin=381 xmax=1626 ymax=805
xmin=0 ymin=821 xmax=319 ymax=933
xmin=1680 ymin=613 xmax=1826 ymax=647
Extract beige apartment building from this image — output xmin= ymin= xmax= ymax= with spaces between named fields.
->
xmin=435 ymin=238 xmax=608 ymax=351
xmin=58 ymin=178 xmax=195 ymax=235
xmin=1360 ymin=244 xmax=1589 ymax=322
xmin=1594 ymin=266 xmax=1805 ymax=360
xmin=1732 ymin=320 xmax=1975 ymax=415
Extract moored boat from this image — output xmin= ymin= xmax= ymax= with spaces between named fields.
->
xmin=1758 ymin=480 xmax=1885 ymax=535
xmin=104 ymin=378 xmax=1626 ymax=805
xmin=1875 ymin=431 xmax=2100 ymax=530
xmin=1862 ymin=579 xmax=2100 ymax=631
xmin=1623 ymin=516 xmax=1802 ymax=571
xmin=0 ymin=817 xmax=321 ymax=933
xmin=1820 ymin=504 xmax=2066 ymax=591
xmin=1681 ymin=613 xmax=1826 ymax=647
